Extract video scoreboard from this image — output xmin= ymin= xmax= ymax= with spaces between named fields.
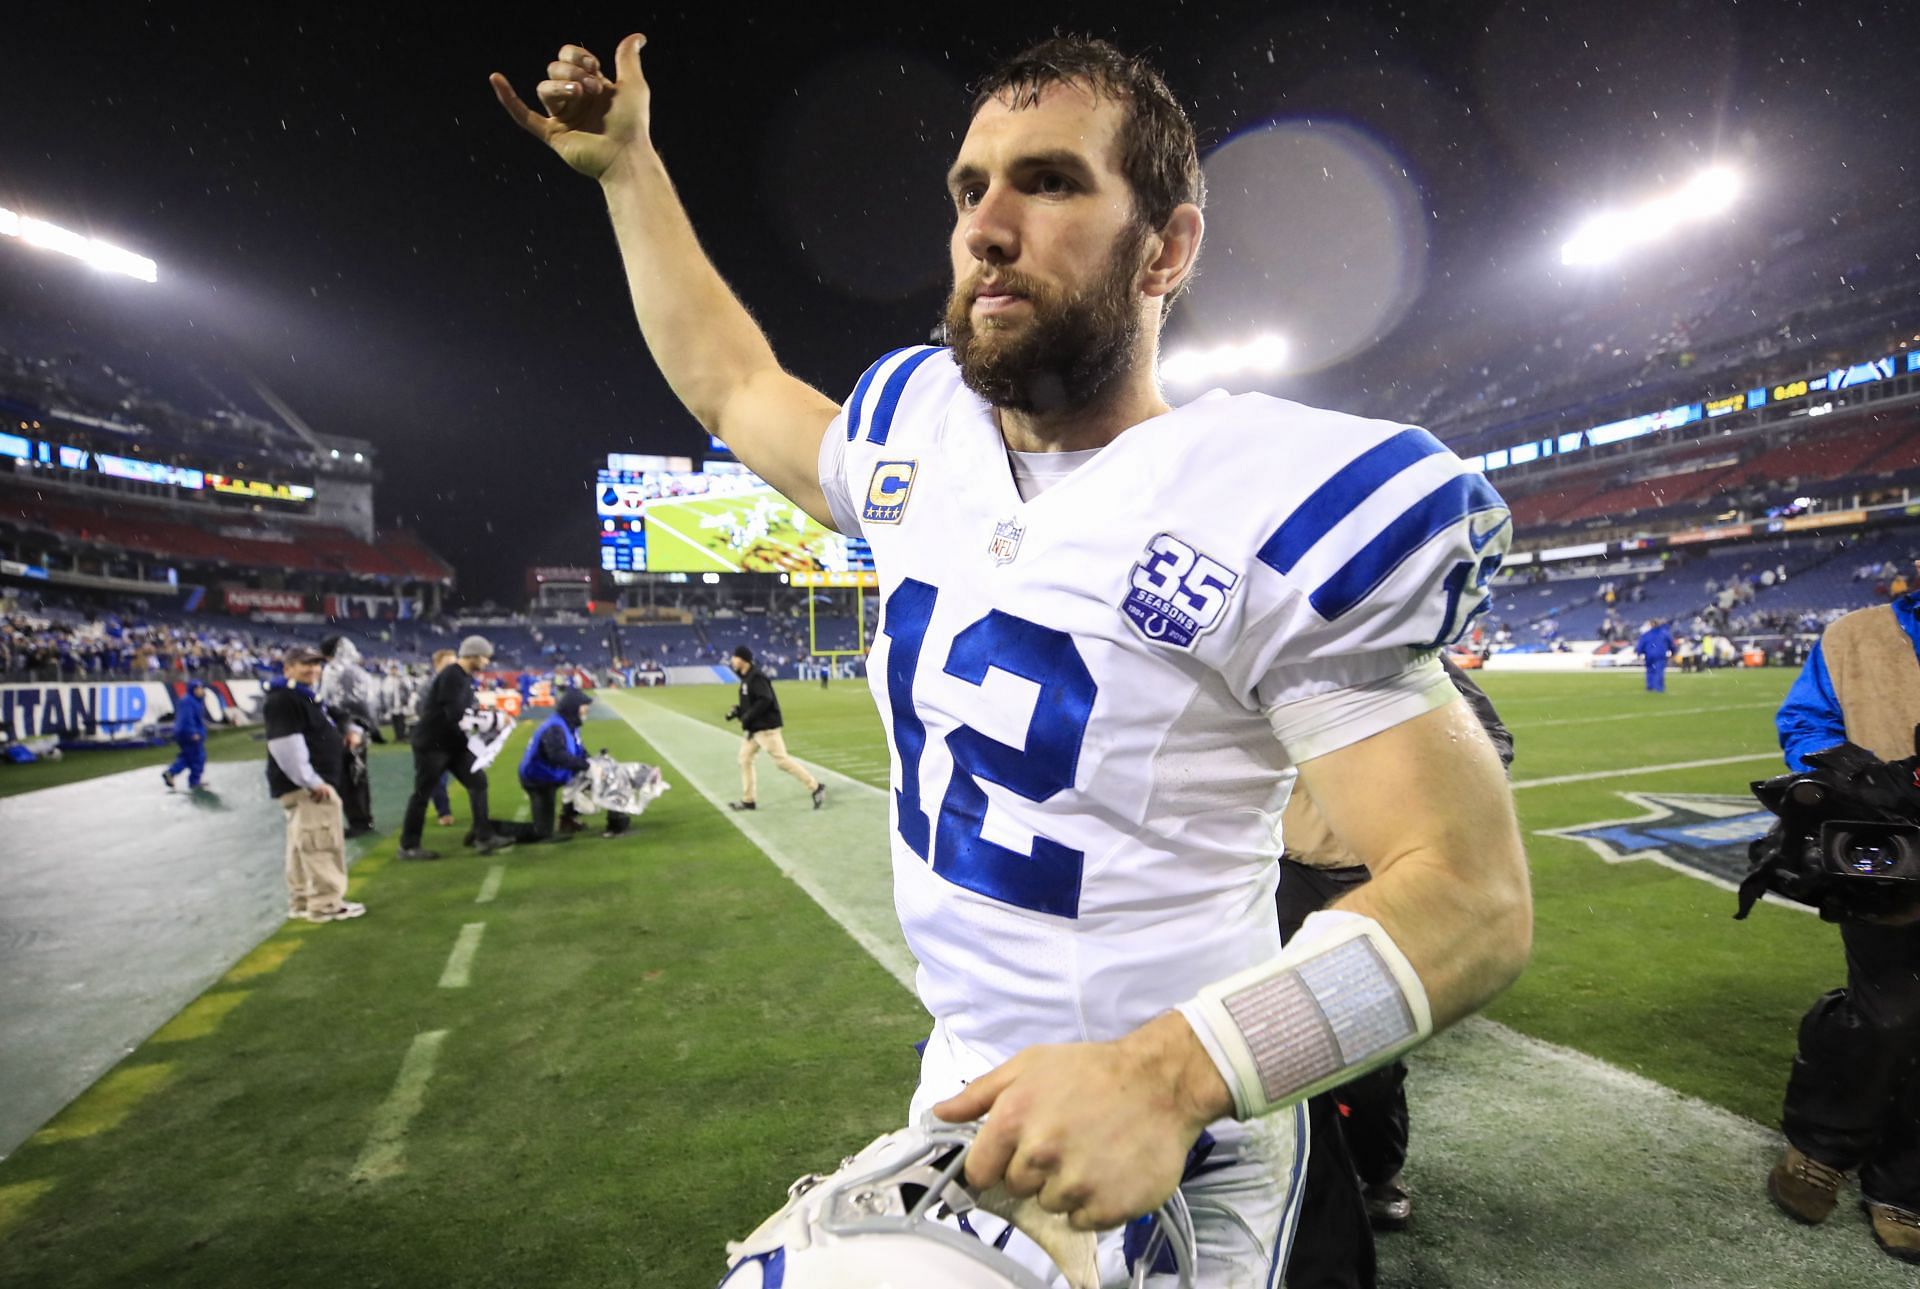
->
xmin=595 ymin=454 xmax=873 ymax=577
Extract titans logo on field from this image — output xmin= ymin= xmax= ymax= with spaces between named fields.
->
xmin=1121 ymin=533 xmax=1240 ymax=650
xmin=1541 ymin=792 xmax=1791 ymax=900
xmin=863 ymin=460 xmax=917 ymax=524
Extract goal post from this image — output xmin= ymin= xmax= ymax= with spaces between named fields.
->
xmin=793 ymin=571 xmax=875 ymax=674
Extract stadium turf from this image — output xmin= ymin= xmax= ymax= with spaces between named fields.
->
xmin=0 ymin=666 xmax=1900 ymax=1285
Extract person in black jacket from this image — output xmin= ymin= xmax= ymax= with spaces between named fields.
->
xmin=515 ymin=688 xmax=594 ymax=842
xmin=1277 ymin=653 xmax=1514 ymax=1289
xmin=397 ymin=635 xmax=514 ymax=859
xmin=724 ymin=646 xmax=823 ymax=812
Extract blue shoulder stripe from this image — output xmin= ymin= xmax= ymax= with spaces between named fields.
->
xmin=865 ymin=346 xmax=943 ymax=445
xmin=844 ymin=346 xmax=921 ymax=441
xmin=1309 ymin=471 xmax=1506 ymax=622
xmin=1256 ymin=428 xmax=1450 ymax=575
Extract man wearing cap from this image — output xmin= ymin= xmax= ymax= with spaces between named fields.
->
xmin=397 ymin=635 xmax=514 ymax=859
xmin=267 ymin=647 xmax=364 ymax=922
xmin=725 ymin=645 xmax=824 ymax=812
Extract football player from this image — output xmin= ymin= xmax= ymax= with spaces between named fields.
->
xmin=496 ymin=33 xmax=1531 ymax=1285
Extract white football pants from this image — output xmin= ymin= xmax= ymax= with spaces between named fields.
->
xmin=911 ymin=1018 xmax=1308 ymax=1288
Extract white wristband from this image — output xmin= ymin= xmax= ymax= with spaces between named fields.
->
xmin=1177 ymin=909 xmax=1433 ymax=1120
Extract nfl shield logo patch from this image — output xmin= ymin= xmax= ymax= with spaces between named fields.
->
xmin=988 ymin=518 xmax=1025 ymax=565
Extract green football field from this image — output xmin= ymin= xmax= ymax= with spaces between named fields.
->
xmin=1 ymin=667 xmax=1908 ymax=1286
xmin=641 ymin=488 xmax=847 ymax=574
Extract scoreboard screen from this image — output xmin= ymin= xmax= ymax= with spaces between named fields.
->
xmin=593 ymin=466 xmax=872 ymax=575
xmin=599 ymin=519 xmax=647 ymax=573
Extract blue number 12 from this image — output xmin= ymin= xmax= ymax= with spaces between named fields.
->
xmin=881 ymin=578 xmax=1095 ymax=918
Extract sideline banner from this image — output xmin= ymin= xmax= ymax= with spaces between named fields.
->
xmin=0 ymin=681 xmax=176 ymax=740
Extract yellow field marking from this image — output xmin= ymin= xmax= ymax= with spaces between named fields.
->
xmin=223 ymin=937 xmax=303 ymax=983
xmin=0 ymin=1179 xmax=55 ymax=1242
xmin=148 ymin=991 xmax=252 ymax=1044
xmin=30 ymin=1064 xmax=174 ymax=1145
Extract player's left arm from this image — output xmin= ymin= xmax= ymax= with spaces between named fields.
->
xmin=1292 ymin=693 xmax=1531 ymax=1029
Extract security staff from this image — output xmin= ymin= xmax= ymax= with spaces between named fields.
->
xmin=1768 ymin=587 xmax=1920 ymax=1263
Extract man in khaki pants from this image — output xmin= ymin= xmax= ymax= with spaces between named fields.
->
xmin=266 ymin=646 xmax=365 ymax=923
xmin=724 ymin=646 xmax=824 ymax=812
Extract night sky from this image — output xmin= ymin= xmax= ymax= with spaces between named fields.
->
xmin=3 ymin=1 xmax=1912 ymax=605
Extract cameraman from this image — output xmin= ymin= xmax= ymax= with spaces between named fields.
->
xmin=1768 ymin=586 xmax=1920 ymax=1263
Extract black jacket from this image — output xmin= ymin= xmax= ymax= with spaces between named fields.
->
xmin=731 ymin=666 xmax=782 ymax=734
xmin=412 ymin=663 xmax=476 ymax=752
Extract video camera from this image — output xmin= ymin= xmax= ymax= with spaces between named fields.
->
xmin=1736 ymin=737 xmax=1920 ymax=924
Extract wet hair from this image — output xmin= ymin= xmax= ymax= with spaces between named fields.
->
xmin=970 ymin=35 xmax=1204 ymax=233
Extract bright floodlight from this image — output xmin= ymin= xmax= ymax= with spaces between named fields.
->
xmin=0 ymin=206 xmax=158 ymax=283
xmin=1559 ymin=167 xmax=1743 ymax=268
xmin=1162 ymin=334 xmax=1289 ymax=385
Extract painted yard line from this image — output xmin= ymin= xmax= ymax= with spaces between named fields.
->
xmin=606 ymin=693 xmax=913 ymax=990
xmin=1525 ymin=700 xmax=1779 ymax=728
xmin=475 ymin=865 xmax=505 ymax=905
xmin=1511 ymin=752 xmax=1781 ymax=789
xmin=437 ymin=923 xmax=487 ymax=989
xmin=606 ymin=697 xmax=1900 ymax=1286
xmin=349 ymin=1029 xmax=449 ymax=1183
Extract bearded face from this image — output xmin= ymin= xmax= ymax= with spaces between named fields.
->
xmin=945 ymin=221 xmax=1149 ymax=415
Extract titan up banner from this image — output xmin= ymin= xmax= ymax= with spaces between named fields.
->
xmin=0 ymin=680 xmax=176 ymax=741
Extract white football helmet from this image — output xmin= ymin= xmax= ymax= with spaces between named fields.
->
xmin=716 ymin=1118 xmax=1195 ymax=1288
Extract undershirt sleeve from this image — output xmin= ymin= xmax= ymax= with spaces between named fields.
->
xmin=1263 ymin=654 xmax=1455 ymax=764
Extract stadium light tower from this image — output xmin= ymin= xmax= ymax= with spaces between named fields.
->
xmin=1161 ymin=334 xmax=1289 ymax=385
xmin=0 ymin=205 xmax=158 ymax=283
xmin=1559 ymin=167 xmax=1743 ymax=268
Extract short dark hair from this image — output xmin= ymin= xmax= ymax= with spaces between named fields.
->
xmin=970 ymin=35 xmax=1204 ymax=232
xmin=732 ymin=645 xmax=754 ymax=664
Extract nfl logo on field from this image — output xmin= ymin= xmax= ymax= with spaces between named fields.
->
xmin=988 ymin=517 xmax=1024 ymax=565
xmin=862 ymin=461 xmax=916 ymax=524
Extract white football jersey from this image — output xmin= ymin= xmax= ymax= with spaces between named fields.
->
xmin=819 ymin=347 xmax=1509 ymax=1064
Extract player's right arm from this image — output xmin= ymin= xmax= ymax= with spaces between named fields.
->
xmin=491 ymin=35 xmax=841 ymax=526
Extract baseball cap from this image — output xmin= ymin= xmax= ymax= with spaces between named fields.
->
xmin=286 ymin=645 xmax=326 ymax=664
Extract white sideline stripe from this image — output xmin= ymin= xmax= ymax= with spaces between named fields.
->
xmin=606 ymin=696 xmax=1911 ymax=1284
xmin=1511 ymin=752 xmax=1780 ymax=789
xmin=438 ymin=922 xmax=487 ymax=988
xmin=475 ymin=865 xmax=504 ymax=905
xmin=1525 ymin=700 xmax=1778 ymax=728
xmin=606 ymin=694 xmax=914 ymax=990
xmin=643 ymin=512 xmax=742 ymax=572
xmin=350 ymin=1029 xmax=448 ymax=1182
